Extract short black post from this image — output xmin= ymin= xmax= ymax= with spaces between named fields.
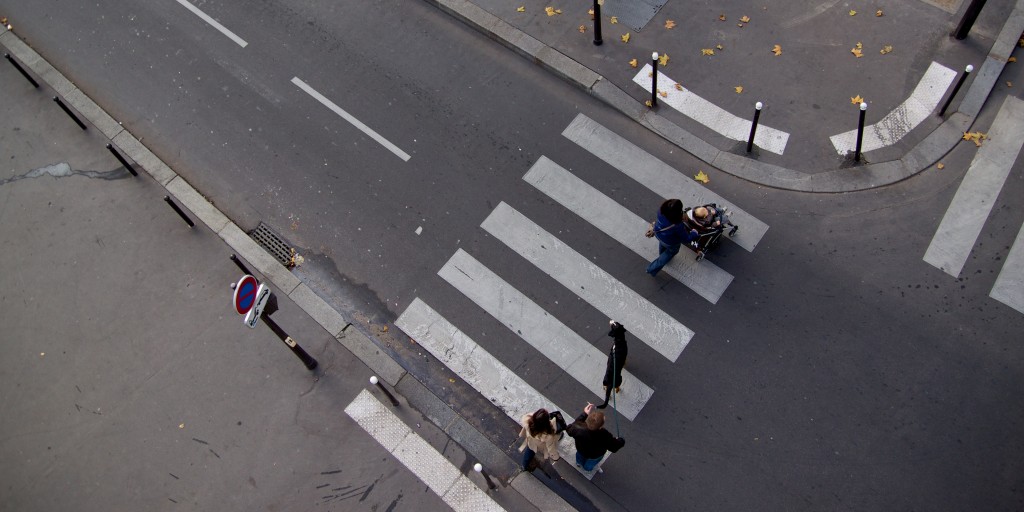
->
xmin=474 ymin=463 xmax=497 ymax=490
xmin=592 ymin=0 xmax=603 ymax=46
xmin=746 ymin=101 xmax=763 ymax=153
xmin=369 ymin=376 xmax=399 ymax=406
xmin=263 ymin=314 xmax=318 ymax=370
xmin=650 ymin=52 xmax=659 ymax=107
xmin=854 ymin=102 xmax=867 ymax=162
xmin=230 ymin=254 xmax=253 ymax=276
xmin=954 ymin=0 xmax=987 ymax=40
xmin=53 ymin=96 xmax=87 ymax=130
xmin=939 ymin=64 xmax=974 ymax=117
xmin=5 ymin=53 xmax=39 ymax=88
xmin=163 ymin=195 xmax=195 ymax=228
xmin=106 ymin=144 xmax=138 ymax=176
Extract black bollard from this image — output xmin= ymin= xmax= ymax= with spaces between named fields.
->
xmin=854 ymin=102 xmax=867 ymax=162
xmin=939 ymin=64 xmax=974 ymax=117
xmin=369 ymin=376 xmax=399 ymax=406
xmin=650 ymin=52 xmax=659 ymax=108
xmin=592 ymin=0 xmax=603 ymax=46
xmin=954 ymin=0 xmax=987 ymax=40
xmin=474 ymin=463 xmax=497 ymax=490
xmin=106 ymin=144 xmax=138 ymax=176
xmin=230 ymin=254 xmax=253 ymax=276
xmin=5 ymin=53 xmax=39 ymax=88
xmin=264 ymin=314 xmax=318 ymax=370
xmin=53 ymin=96 xmax=87 ymax=130
xmin=746 ymin=102 xmax=763 ymax=153
xmin=163 ymin=195 xmax=196 ymax=228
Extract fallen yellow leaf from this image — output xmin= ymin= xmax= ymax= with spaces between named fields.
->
xmin=963 ymin=131 xmax=988 ymax=146
xmin=851 ymin=47 xmax=863 ymax=58
xmin=544 ymin=6 xmax=557 ymax=16
xmin=658 ymin=53 xmax=670 ymax=66
xmin=517 ymin=6 xmax=525 ymax=12
xmin=772 ymin=44 xmax=782 ymax=56
xmin=876 ymin=9 xmax=884 ymax=16
xmin=665 ymin=20 xmax=676 ymax=29
xmin=701 ymin=48 xmax=715 ymax=56
xmin=719 ymin=14 xmax=726 ymax=21
xmin=880 ymin=45 xmax=893 ymax=55
xmin=629 ymin=58 xmax=638 ymax=68
xmin=660 ymin=90 xmax=668 ymax=98
xmin=694 ymin=170 xmax=710 ymax=184
xmin=179 ymin=423 xmax=185 ymax=429
xmin=588 ymin=8 xmax=594 ymax=16
xmin=936 ymin=163 xmax=945 ymax=170
xmin=849 ymin=10 xmax=857 ymax=16
xmin=621 ymin=32 xmax=630 ymax=43
xmin=735 ymin=86 xmax=744 ymax=93
xmin=555 ymin=9 xmax=562 ymax=14
xmin=579 ymin=25 xmax=586 ymax=33
xmin=740 ymin=15 xmax=750 ymax=23
xmin=716 ymin=44 xmax=724 ymax=50
xmin=675 ymin=83 xmax=683 ymax=91
xmin=856 ymin=42 xmax=863 ymax=49
xmin=645 ymin=99 xmax=653 ymax=107
xmin=610 ymin=16 xmax=618 ymax=24
xmin=1008 ymin=81 xmax=1014 ymax=87
xmin=1010 ymin=56 xmax=1017 ymax=63
xmin=851 ymin=95 xmax=864 ymax=105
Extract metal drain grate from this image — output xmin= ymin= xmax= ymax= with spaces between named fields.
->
xmin=250 ymin=222 xmax=294 ymax=267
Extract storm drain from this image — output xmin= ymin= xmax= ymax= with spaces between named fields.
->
xmin=602 ymin=0 xmax=666 ymax=31
xmin=250 ymin=222 xmax=295 ymax=267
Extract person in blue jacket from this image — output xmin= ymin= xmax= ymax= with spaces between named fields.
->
xmin=645 ymin=199 xmax=699 ymax=275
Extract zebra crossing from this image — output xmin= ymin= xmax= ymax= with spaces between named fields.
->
xmin=395 ymin=114 xmax=769 ymax=478
xmin=924 ymin=95 xmax=1024 ymax=314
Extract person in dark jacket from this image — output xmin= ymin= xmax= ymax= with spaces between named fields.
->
xmin=596 ymin=321 xmax=628 ymax=409
xmin=645 ymin=198 xmax=700 ymax=275
xmin=567 ymin=403 xmax=625 ymax=471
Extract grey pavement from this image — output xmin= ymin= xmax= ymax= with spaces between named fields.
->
xmin=427 ymin=0 xmax=1024 ymax=191
xmin=0 ymin=33 xmax=550 ymax=512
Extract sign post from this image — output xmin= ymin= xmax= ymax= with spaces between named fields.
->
xmin=231 ymin=274 xmax=318 ymax=370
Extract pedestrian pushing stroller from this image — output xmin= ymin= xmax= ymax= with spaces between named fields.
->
xmin=681 ymin=203 xmax=738 ymax=261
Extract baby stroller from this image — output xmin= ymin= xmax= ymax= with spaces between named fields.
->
xmin=682 ymin=203 xmax=739 ymax=261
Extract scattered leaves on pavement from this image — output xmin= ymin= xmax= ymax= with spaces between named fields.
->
xmin=621 ymin=32 xmax=630 ymax=43
xmin=544 ymin=6 xmax=561 ymax=16
xmin=880 ymin=45 xmax=893 ymax=55
xmin=701 ymin=48 xmax=715 ymax=56
xmin=735 ymin=86 xmax=744 ymax=94
xmin=849 ymin=10 xmax=857 ymax=16
xmin=629 ymin=58 xmax=638 ymax=68
xmin=658 ymin=53 xmax=670 ymax=66
xmin=665 ymin=20 xmax=676 ymax=29
xmin=936 ymin=163 xmax=945 ymax=170
xmin=772 ymin=44 xmax=782 ymax=56
xmin=610 ymin=16 xmax=618 ymax=24
xmin=963 ymin=131 xmax=988 ymax=146
xmin=851 ymin=43 xmax=863 ymax=58
xmin=740 ymin=15 xmax=750 ymax=23
xmin=517 ymin=6 xmax=525 ymax=12
xmin=579 ymin=25 xmax=586 ymax=33
xmin=851 ymin=94 xmax=864 ymax=105
xmin=694 ymin=170 xmax=710 ymax=184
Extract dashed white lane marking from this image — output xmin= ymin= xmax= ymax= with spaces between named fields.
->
xmin=924 ymin=95 xmax=1024 ymax=278
xmin=394 ymin=298 xmax=609 ymax=478
xmin=481 ymin=202 xmax=694 ymax=362
xmin=562 ymin=113 xmax=768 ymax=252
xmin=990 ymin=220 xmax=1024 ymax=314
xmin=439 ymin=248 xmax=654 ymax=421
xmin=344 ymin=390 xmax=506 ymax=511
xmin=291 ymin=77 xmax=411 ymax=162
xmin=632 ymin=64 xmax=790 ymax=155
xmin=173 ymin=0 xmax=248 ymax=48
xmin=830 ymin=61 xmax=956 ymax=154
xmin=523 ymin=156 xmax=734 ymax=303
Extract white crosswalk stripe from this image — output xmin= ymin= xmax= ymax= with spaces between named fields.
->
xmin=395 ymin=298 xmax=611 ymax=478
xmin=562 ymin=113 xmax=768 ymax=252
xmin=523 ymin=155 xmax=734 ymax=303
xmin=482 ymin=201 xmax=694 ymax=362
xmin=632 ymin=64 xmax=790 ymax=155
xmin=344 ymin=390 xmax=506 ymax=511
xmin=990 ymin=221 xmax=1024 ymax=314
xmin=830 ymin=61 xmax=956 ymax=155
xmin=439 ymin=248 xmax=654 ymax=421
xmin=924 ymin=95 xmax=1024 ymax=278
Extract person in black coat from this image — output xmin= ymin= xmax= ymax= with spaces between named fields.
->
xmin=566 ymin=403 xmax=625 ymax=471
xmin=597 ymin=321 xmax=628 ymax=409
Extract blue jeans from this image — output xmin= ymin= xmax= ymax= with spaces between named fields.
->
xmin=646 ymin=240 xmax=680 ymax=275
xmin=575 ymin=452 xmax=602 ymax=471
xmin=522 ymin=447 xmax=536 ymax=470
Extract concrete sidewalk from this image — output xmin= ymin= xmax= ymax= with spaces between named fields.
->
xmin=0 ymin=32 xmax=554 ymax=512
xmin=426 ymin=0 xmax=1024 ymax=191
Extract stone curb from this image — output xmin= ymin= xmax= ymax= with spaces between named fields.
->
xmin=426 ymin=0 xmax=1024 ymax=193
xmin=1 ymin=23 xmax=553 ymax=512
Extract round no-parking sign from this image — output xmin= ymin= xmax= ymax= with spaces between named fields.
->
xmin=233 ymin=275 xmax=259 ymax=315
